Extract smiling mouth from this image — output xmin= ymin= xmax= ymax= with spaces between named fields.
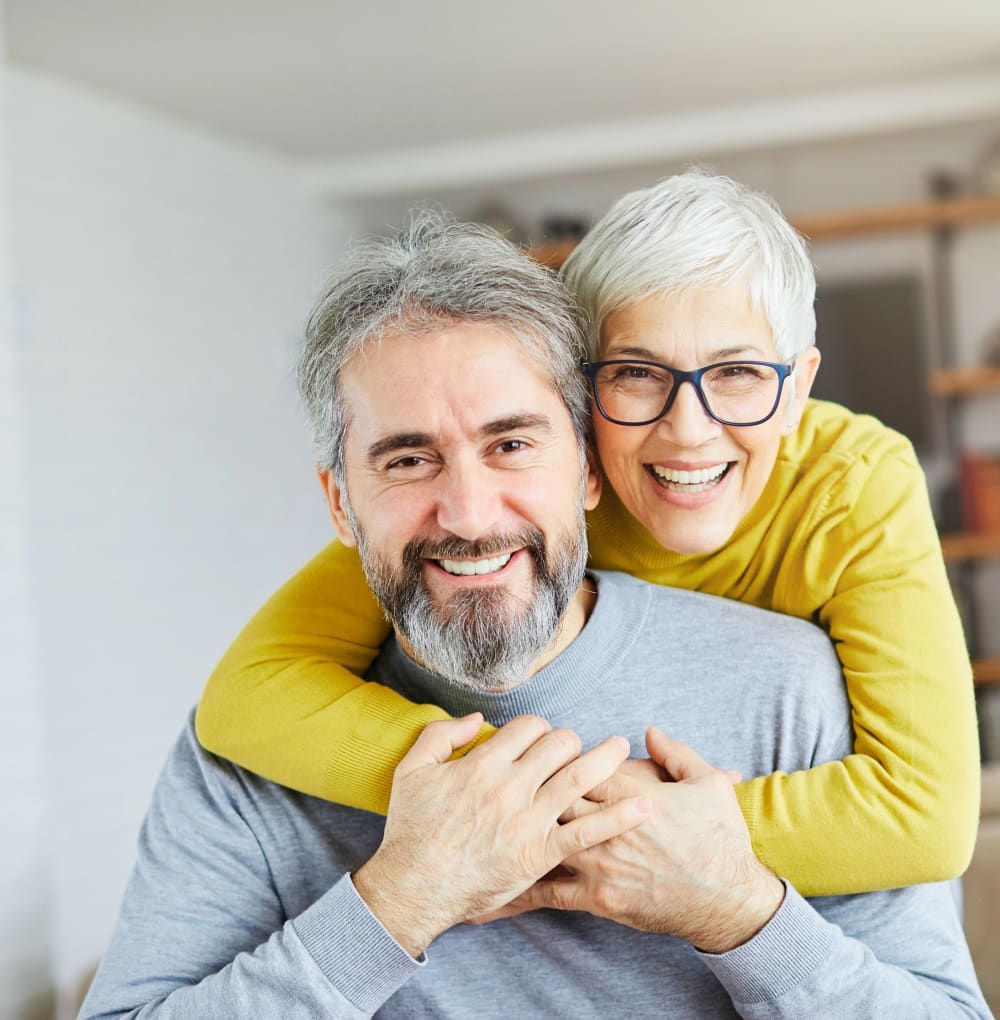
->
xmin=436 ymin=553 xmax=515 ymax=577
xmin=647 ymin=463 xmax=731 ymax=493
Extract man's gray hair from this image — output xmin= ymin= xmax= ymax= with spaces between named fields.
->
xmin=298 ymin=211 xmax=590 ymax=480
xmin=561 ymin=170 xmax=816 ymax=362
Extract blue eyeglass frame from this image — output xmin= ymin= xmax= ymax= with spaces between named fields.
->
xmin=580 ymin=359 xmax=795 ymax=428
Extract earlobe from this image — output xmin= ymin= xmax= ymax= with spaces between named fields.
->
xmin=317 ymin=467 xmax=358 ymax=547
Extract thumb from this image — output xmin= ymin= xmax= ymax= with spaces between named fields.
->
xmin=645 ymin=727 xmax=714 ymax=783
xmin=396 ymin=713 xmax=484 ymax=779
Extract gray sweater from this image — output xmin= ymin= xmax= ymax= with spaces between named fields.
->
xmin=81 ymin=570 xmax=990 ymax=1019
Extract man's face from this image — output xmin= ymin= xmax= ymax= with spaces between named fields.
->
xmin=322 ymin=322 xmax=601 ymax=690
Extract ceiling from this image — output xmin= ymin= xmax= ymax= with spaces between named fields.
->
xmin=7 ymin=0 xmax=1000 ymax=169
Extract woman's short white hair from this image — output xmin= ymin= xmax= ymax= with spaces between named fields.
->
xmin=561 ymin=170 xmax=816 ymax=363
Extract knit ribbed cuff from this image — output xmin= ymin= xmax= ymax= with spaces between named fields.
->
xmin=698 ymin=882 xmax=834 ymax=1005
xmin=293 ymin=874 xmax=424 ymax=1013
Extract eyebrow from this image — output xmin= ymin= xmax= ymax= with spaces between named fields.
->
xmin=366 ymin=433 xmax=434 ymax=464
xmin=365 ymin=414 xmax=555 ymax=465
xmin=605 ymin=344 xmax=767 ymax=362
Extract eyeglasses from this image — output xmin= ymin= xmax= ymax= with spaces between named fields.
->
xmin=581 ymin=359 xmax=795 ymax=428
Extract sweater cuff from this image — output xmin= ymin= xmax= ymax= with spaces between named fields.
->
xmin=698 ymin=882 xmax=834 ymax=1005
xmin=292 ymin=873 xmax=424 ymax=1013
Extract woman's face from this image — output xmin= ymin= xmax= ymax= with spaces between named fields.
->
xmin=593 ymin=284 xmax=820 ymax=555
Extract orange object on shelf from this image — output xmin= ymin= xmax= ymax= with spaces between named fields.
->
xmin=961 ymin=454 xmax=1000 ymax=534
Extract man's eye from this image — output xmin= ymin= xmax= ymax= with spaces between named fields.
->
xmin=495 ymin=439 xmax=529 ymax=454
xmin=386 ymin=456 xmax=427 ymax=470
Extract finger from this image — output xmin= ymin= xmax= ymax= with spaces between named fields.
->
xmin=512 ymin=877 xmax=591 ymax=918
xmin=464 ymin=714 xmax=552 ymax=765
xmin=645 ymin=727 xmax=715 ymax=783
xmin=722 ymin=769 xmax=743 ymax=785
xmin=584 ymin=757 xmax=667 ymax=805
xmin=552 ymin=794 xmax=652 ymax=862
xmin=395 ymin=713 xmax=484 ymax=779
xmin=514 ymin=727 xmax=582 ymax=787
xmin=536 ymin=735 xmax=630 ymax=817
xmin=469 ymin=889 xmax=538 ymax=925
xmin=478 ymin=876 xmax=583 ymax=921
xmin=558 ymin=795 xmax=603 ymax=823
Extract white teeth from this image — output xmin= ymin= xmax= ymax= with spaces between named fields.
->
xmin=651 ymin=463 xmax=728 ymax=485
xmin=438 ymin=553 xmax=513 ymax=576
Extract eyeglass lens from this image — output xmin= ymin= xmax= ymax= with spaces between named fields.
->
xmin=593 ymin=362 xmax=783 ymax=425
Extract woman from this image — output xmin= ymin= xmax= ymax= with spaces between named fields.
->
xmin=196 ymin=171 xmax=978 ymax=895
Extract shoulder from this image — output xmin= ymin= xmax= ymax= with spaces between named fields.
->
xmin=784 ymin=399 xmax=918 ymax=477
xmin=593 ymin=569 xmax=836 ymax=662
xmin=591 ymin=572 xmax=850 ymax=761
xmin=769 ymin=400 xmax=928 ymax=535
xmin=159 ymin=712 xmax=258 ymax=814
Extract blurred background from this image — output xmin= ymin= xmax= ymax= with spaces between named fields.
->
xmin=2 ymin=2 xmax=1000 ymax=1017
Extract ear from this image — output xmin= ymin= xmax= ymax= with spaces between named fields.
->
xmin=316 ymin=466 xmax=357 ymax=548
xmin=783 ymin=345 xmax=821 ymax=433
xmin=583 ymin=444 xmax=603 ymax=511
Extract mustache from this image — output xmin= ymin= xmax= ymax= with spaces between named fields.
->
xmin=402 ymin=529 xmax=547 ymax=566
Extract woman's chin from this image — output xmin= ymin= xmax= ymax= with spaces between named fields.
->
xmin=636 ymin=505 xmax=738 ymax=556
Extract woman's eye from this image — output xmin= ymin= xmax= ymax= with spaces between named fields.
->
xmin=617 ymin=366 xmax=651 ymax=380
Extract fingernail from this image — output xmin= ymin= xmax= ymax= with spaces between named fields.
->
xmin=635 ymin=797 xmax=653 ymax=814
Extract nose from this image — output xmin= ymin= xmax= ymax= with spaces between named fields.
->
xmin=657 ymin=379 xmax=721 ymax=445
xmin=434 ymin=458 xmax=504 ymax=540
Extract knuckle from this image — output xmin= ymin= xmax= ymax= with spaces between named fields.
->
xmin=419 ymin=719 xmax=450 ymax=743
xmin=510 ymin=714 xmax=551 ymax=741
xmin=591 ymin=883 xmax=612 ymax=912
xmin=561 ymin=758 xmax=594 ymax=793
xmin=565 ymin=816 xmax=597 ymax=853
xmin=548 ymin=728 xmax=582 ymax=759
xmin=705 ymin=771 xmax=730 ymax=793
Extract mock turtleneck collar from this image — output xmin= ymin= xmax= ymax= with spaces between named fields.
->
xmin=367 ymin=571 xmax=652 ymax=727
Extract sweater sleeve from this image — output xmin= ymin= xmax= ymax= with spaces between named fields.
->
xmin=733 ymin=447 xmax=980 ymax=894
xmin=195 ymin=540 xmax=494 ymax=813
xmin=79 ymin=724 xmax=423 ymax=1020
xmin=702 ymin=883 xmax=989 ymax=1019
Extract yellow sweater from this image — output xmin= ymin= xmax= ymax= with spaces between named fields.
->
xmin=196 ymin=400 xmax=979 ymax=895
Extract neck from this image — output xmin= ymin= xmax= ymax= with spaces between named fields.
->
xmin=529 ymin=579 xmax=596 ymax=674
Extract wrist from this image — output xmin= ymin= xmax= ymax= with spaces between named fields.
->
xmin=694 ymin=869 xmax=786 ymax=955
xmin=352 ymin=856 xmax=450 ymax=958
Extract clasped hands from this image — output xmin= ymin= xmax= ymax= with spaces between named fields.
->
xmin=352 ymin=713 xmax=784 ymax=959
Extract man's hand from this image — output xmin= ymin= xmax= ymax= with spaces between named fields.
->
xmin=352 ymin=713 xmax=652 ymax=957
xmin=480 ymin=727 xmax=784 ymax=954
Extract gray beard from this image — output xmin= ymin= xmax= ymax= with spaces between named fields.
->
xmin=345 ymin=512 xmax=587 ymax=692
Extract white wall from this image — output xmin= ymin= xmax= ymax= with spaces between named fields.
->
xmin=0 ymin=29 xmax=54 ymax=1020
xmin=6 ymin=66 xmax=342 ymax=1014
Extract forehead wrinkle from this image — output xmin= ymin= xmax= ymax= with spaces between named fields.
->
xmin=605 ymin=342 xmax=770 ymax=364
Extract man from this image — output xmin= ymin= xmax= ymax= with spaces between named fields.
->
xmin=81 ymin=215 xmax=988 ymax=1019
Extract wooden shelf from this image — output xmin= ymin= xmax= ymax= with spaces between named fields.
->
xmin=974 ymin=659 xmax=1000 ymax=687
xmin=529 ymin=195 xmax=1000 ymax=267
xmin=929 ymin=366 xmax=1000 ymax=397
xmin=941 ymin=532 xmax=1000 ymax=562
xmin=790 ymin=195 xmax=1000 ymax=241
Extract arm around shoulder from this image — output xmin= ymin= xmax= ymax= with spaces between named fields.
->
xmin=195 ymin=540 xmax=459 ymax=811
